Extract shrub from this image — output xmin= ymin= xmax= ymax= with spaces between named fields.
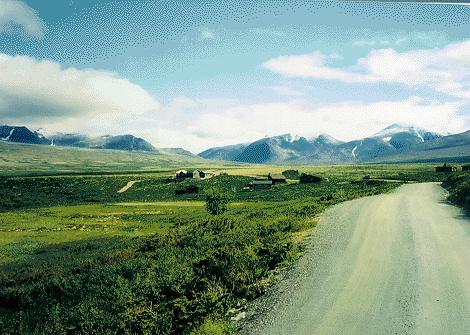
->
xmin=204 ymin=188 xmax=233 ymax=215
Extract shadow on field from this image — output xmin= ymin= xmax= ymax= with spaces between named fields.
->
xmin=0 ymin=236 xmax=139 ymax=274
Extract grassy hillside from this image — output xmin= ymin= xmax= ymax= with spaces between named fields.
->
xmin=0 ymin=141 xmax=251 ymax=177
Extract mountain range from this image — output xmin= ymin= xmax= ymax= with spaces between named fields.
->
xmin=1 ymin=124 xmax=469 ymax=165
xmin=198 ymin=124 xmax=469 ymax=165
xmin=0 ymin=125 xmax=161 ymax=153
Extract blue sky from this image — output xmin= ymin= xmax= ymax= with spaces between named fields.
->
xmin=1 ymin=0 xmax=469 ymax=152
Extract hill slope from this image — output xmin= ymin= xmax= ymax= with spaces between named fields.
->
xmin=0 ymin=141 xmax=247 ymax=176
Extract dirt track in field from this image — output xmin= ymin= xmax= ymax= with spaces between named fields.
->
xmin=117 ymin=180 xmax=141 ymax=193
xmin=241 ymin=182 xmax=470 ymax=335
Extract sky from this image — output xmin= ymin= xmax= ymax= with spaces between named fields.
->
xmin=0 ymin=0 xmax=469 ymax=153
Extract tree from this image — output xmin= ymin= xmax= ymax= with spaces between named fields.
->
xmin=204 ymin=188 xmax=232 ymax=215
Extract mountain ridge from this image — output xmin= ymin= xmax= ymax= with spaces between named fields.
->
xmin=2 ymin=124 xmax=468 ymax=165
xmin=0 ymin=125 xmax=159 ymax=153
xmin=199 ymin=125 xmax=469 ymax=165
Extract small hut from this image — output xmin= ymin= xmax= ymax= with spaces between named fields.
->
xmin=249 ymin=179 xmax=272 ymax=190
xmin=299 ymin=174 xmax=322 ymax=184
xmin=435 ymin=163 xmax=457 ymax=172
xmin=268 ymin=174 xmax=287 ymax=185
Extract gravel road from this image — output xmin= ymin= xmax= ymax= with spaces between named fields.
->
xmin=240 ymin=182 xmax=470 ymax=335
xmin=117 ymin=180 xmax=141 ymax=193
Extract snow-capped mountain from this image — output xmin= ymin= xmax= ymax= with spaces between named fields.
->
xmin=200 ymin=132 xmax=351 ymax=165
xmin=199 ymin=124 xmax=466 ymax=165
xmin=0 ymin=125 xmax=49 ymax=145
xmin=48 ymin=133 xmax=157 ymax=152
xmin=0 ymin=125 xmax=157 ymax=152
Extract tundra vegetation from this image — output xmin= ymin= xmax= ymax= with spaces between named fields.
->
xmin=0 ymin=164 xmax=466 ymax=334
xmin=441 ymin=168 xmax=470 ymax=211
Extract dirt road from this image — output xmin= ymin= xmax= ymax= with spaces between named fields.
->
xmin=117 ymin=180 xmax=140 ymax=193
xmin=242 ymin=183 xmax=470 ymax=335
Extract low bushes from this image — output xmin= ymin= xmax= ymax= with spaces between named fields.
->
xmin=0 ymin=169 xmax=412 ymax=334
xmin=0 ymin=213 xmax=305 ymax=335
xmin=442 ymin=172 xmax=470 ymax=210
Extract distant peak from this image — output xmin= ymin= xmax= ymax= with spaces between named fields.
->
xmin=312 ymin=133 xmax=343 ymax=145
xmin=374 ymin=124 xmax=417 ymax=137
xmin=277 ymin=134 xmax=301 ymax=142
xmin=383 ymin=123 xmax=408 ymax=130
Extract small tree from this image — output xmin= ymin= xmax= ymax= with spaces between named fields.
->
xmin=204 ymin=188 xmax=232 ymax=215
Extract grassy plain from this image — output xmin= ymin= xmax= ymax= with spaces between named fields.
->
xmin=0 ymin=140 xmax=255 ymax=177
xmin=0 ymin=161 xmax=458 ymax=335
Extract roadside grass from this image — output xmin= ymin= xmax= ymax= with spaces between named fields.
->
xmin=0 ymin=163 xmax=457 ymax=334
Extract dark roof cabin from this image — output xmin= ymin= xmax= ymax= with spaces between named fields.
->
xmin=435 ymin=163 xmax=457 ymax=172
xmin=268 ymin=174 xmax=287 ymax=185
xmin=175 ymin=170 xmax=215 ymax=180
xmin=250 ymin=179 xmax=272 ymax=190
xmin=299 ymin=174 xmax=322 ymax=184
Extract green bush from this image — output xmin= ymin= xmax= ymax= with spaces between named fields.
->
xmin=204 ymin=188 xmax=233 ymax=215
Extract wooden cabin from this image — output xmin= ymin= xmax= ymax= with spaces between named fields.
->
xmin=250 ymin=179 xmax=272 ymax=190
xmin=299 ymin=174 xmax=322 ymax=184
xmin=435 ymin=163 xmax=457 ymax=172
xmin=268 ymin=174 xmax=287 ymax=185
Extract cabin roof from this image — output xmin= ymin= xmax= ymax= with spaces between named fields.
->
xmin=269 ymin=174 xmax=286 ymax=180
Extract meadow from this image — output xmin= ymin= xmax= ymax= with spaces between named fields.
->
xmin=0 ymin=163 xmax=461 ymax=334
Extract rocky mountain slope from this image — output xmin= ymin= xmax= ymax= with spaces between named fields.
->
xmin=48 ymin=133 xmax=157 ymax=152
xmin=0 ymin=125 xmax=157 ymax=152
xmin=199 ymin=124 xmax=469 ymax=165
xmin=369 ymin=130 xmax=470 ymax=164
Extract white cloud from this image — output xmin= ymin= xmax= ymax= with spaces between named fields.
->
xmin=262 ymin=40 xmax=470 ymax=98
xmin=158 ymin=97 xmax=468 ymax=153
xmin=0 ymin=0 xmax=45 ymax=38
xmin=201 ymin=27 xmax=214 ymax=39
xmin=38 ymin=92 xmax=466 ymax=153
xmin=0 ymin=54 xmax=160 ymax=128
xmin=396 ymin=38 xmax=407 ymax=45
xmin=262 ymin=51 xmax=359 ymax=82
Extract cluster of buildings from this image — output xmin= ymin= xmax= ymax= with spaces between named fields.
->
xmin=172 ymin=169 xmax=327 ymax=192
xmin=174 ymin=170 xmax=216 ymax=182
xmin=249 ymin=173 xmax=325 ymax=190
xmin=435 ymin=163 xmax=470 ymax=172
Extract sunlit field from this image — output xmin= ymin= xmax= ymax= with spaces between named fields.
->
xmin=0 ymin=163 xmax=460 ymax=335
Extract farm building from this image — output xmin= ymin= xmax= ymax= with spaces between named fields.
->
xmin=249 ymin=179 xmax=273 ymax=190
xmin=299 ymin=174 xmax=322 ymax=184
xmin=249 ymin=174 xmax=288 ymax=190
xmin=268 ymin=174 xmax=287 ymax=185
xmin=175 ymin=170 xmax=216 ymax=181
xmin=435 ymin=163 xmax=458 ymax=172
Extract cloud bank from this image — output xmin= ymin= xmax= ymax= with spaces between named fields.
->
xmin=186 ymin=97 xmax=467 ymax=146
xmin=0 ymin=0 xmax=45 ymax=38
xmin=262 ymin=40 xmax=470 ymax=99
xmin=0 ymin=54 xmax=160 ymax=129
